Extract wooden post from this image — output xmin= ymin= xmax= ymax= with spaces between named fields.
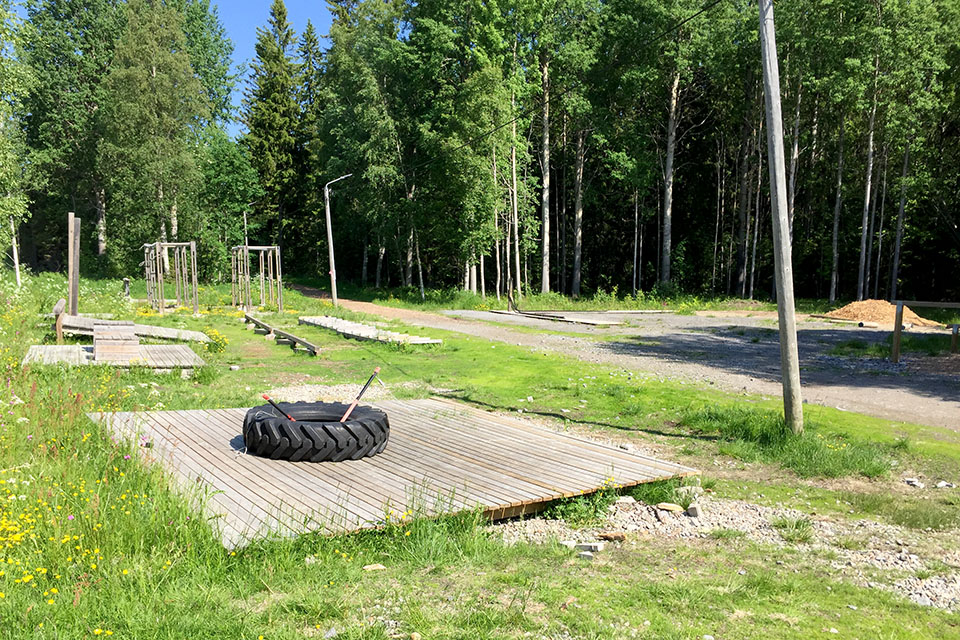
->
xmin=244 ymin=245 xmax=252 ymax=312
xmin=759 ymin=0 xmax=803 ymax=434
xmin=144 ymin=246 xmax=152 ymax=306
xmin=231 ymin=250 xmax=237 ymax=307
xmin=67 ymin=212 xmax=75 ymax=308
xmin=52 ymin=298 xmax=66 ymax=344
xmin=156 ymin=242 xmax=165 ymax=315
xmin=891 ymin=301 xmax=904 ymax=363
xmin=173 ymin=245 xmax=182 ymax=306
xmin=268 ymin=248 xmax=275 ymax=305
xmin=190 ymin=241 xmax=199 ymax=314
xmin=71 ymin=216 xmax=80 ymax=315
xmin=123 ymin=277 xmax=130 ymax=298
xmin=259 ymin=250 xmax=265 ymax=306
xmin=951 ymin=324 xmax=958 ymax=355
xmin=276 ymin=246 xmax=284 ymax=312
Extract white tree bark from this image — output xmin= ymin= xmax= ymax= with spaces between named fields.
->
xmin=661 ymin=69 xmax=681 ymax=284
xmin=786 ymin=78 xmax=801 ymax=239
xmin=95 ymin=187 xmax=107 ymax=256
xmin=511 ymin=91 xmax=522 ymax=298
xmin=540 ymin=54 xmax=551 ymax=293
xmin=890 ymin=144 xmax=910 ymax=301
xmin=856 ymin=60 xmax=879 ymax=301
xmin=10 ymin=217 xmax=20 ymax=288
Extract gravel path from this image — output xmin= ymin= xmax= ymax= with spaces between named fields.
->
xmin=489 ymin=496 xmax=960 ymax=611
xmin=305 ymin=292 xmax=959 ymax=430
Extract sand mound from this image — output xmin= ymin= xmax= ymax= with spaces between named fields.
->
xmin=825 ymin=299 xmax=940 ymax=327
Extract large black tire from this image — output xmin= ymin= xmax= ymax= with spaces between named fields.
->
xmin=242 ymin=402 xmax=389 ymax=462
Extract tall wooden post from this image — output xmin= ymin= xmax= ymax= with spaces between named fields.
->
xmin=156 ymin=241 xmax=165 ymax=315
xmin=891 ymin=301 xmax=904 ymax=363
xmin=759 ymin=0 xmax=804 ymax=434
xmin=244 ymin=245 xmax=252 ymax=312
xmin=190 ymin=241 xmax=199 ymax=314
xmin=275 ymin=246 xmax=284 ymax=312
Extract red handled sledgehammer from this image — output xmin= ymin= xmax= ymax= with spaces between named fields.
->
xmin=340 ymin=367 xmax=381 ymax=422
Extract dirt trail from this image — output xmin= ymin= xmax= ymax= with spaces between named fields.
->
xmin=290 ymin=286 xmax=960 ymax=430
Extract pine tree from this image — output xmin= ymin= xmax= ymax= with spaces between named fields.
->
xmin=242 ymin=0 xmax=298 ymax=247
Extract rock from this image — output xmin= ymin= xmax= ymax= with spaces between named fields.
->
xmin=904 ymin=478 xmax=925 ymax=488
xmin=577 ymin=551 xmax=594 ymax=561
xmin=246 ymin=323 xmax=256 ymax=330
xmin=703 ymin=635 xmax=715 ymax=640
xmin=935 ymin=481 xmax=955 ymax=489
xmin=559 ymin=540 xmax=577 ymax=549
xmin=575 ymin=542 xmax=605 ymax=552
xmin=598 ymin=532 xmax=626 ymax=542
xmin=618 ymin=443 xmax=635 ymax=451
xmin=323 ymin=629 xmax=338 ymax=639
xmin=265 ymin=333 xmax=276 ymax=341
xmin=829 ymin=628 xmax=839 ymax=634
xmin=686 ymin=503 xmax=703 ymax=518
xmin=362 ymin=563 xmax=386 ymax=571
xmin=615 ymin=496 xmax=637 ymax=504
xmin=847 ymin=605 xmax=857 ymax=610
xmin=656 ymin=502 xmax=685 ymax=513
xmin=410 ymin=634 xmax=422 ymax=640
xmin=229 ymin=365 xmax=240 ymax=371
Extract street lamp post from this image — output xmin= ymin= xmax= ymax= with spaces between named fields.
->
xmin=324 ymin=174 xmax=352 ymax=307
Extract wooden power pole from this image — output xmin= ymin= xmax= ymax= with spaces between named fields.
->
xmin=323 ymin=174 xmax=352 ymax=307
xmin=758 ymin=0 xmax=804 ymax=434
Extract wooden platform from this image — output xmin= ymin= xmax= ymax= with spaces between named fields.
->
xmin=90 ymin=398 xmax=697 ymax=548
xmin=24 ymin=344 xmax=205 ymax=368
xmin=299 ymin=315 xmax=442 ymax=345
xmin=60 ymin=315 xmax=211 ymax=343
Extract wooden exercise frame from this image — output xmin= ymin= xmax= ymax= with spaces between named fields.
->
xmin=143 ymin=242 xmax=199 ymax=315
xmin=231 ymin=245 xmax=283 ymax=312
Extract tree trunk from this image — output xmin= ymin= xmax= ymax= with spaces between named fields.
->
xmin=873 ymin=152 xmax=888 ymax=299
xmin=735 ymin=107 xmax=754 ymax=296
xmin=493 ymin=148 xmax=501 ymax=301
xmin=864 ymin=148 xmax=881 ymax=298
xmin=571 ymin=130 xmax=586 ymax=297
xmin=404 ymin=226 xmax=414 ymax=287
xmin=560 ymin=117 xmax=568 ymax=294
xmin=480 ymin=253 xmax=486 ymax=298
xmin=95 ymin=186 xmax=107 ymax=256
xmin=749 ymin=122 xmax=763 ymax=299
xmin=375 ymin=243 xmax=385 ymax=288
xmin=632 ymin=190 xmax=639 ymax=295
xmin=856 ymin=63 xmax=879 ymax=301
xmin=889 ymin=144 xmax=910 ymax=301
xmin=661 ymin=69 xmax=681 ymax=284
xmin=10 ymin=217 xmax=20 ymax=288
xmin=712 ymin=142 xmax=724 ymax=292
xmin=415 ymin=230 xmax=425 ymax=301
xmin=829 ymin=121 xmax=845 ymax=303
xmin=786 ymin=78 xmax=801 ymax=239
xmin=361 ymin=242 xmax=369 ymax=285
xmin=511 ymin=91 xmax=522 ymax=298
xmin=540 ymin=53 xmax=551 ymax=293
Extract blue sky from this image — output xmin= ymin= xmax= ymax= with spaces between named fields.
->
xmin=217 ymin=1 xmax=334 ymax=136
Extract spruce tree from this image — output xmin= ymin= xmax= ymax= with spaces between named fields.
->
xmin=242 ymin=0 xmax=298 ymax=247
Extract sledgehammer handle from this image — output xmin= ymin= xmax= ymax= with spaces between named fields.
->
xmin=340 ymin=367 xmax=381 ymax=422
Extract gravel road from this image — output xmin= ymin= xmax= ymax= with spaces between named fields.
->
xmin=316 ymin=294 xmax=959 ymax=430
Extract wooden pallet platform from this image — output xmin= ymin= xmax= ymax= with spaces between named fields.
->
xmin=60 ymin=315 xmax=211 ymax=343
xmin=299 ymin=315 xmax=442 ymax=345
xmin=24 ymin=344 xmax=204 ymax=368
xmin=89 ymin=398 xmax=697 ymax=548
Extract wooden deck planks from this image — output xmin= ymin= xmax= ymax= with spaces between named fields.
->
xmin=90 ymin=398 xmax=697 ymax=548
xmin=22 ymin=344 xmax=204 ymax=368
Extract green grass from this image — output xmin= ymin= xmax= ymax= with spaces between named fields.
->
xmin=831 ymin=334 xmax=955 ymax=358
xmin=681 ymin=406 xmax=894 ymax=478
xmin=771 ymin=516 xmax=814 ymax=544
xmin=2 ymin=271 xmax=959 ymax=638
xmin=844 ymin=492 xmax=960 ymax=531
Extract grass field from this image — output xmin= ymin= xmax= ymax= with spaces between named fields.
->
xmin=1 ymin=271 xmax=957 ymax=638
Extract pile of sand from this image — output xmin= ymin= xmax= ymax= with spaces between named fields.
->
xmin=825 ymin=299 xmax=941 ymax=327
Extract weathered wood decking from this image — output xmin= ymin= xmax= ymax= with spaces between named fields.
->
xmin=60 ymin=315 xmax=211 ymax=343
xmin=24 ymin=344 xmax=205 ymax=368
xmin=90 ymin=398 xmax=697 ymax=548
xmin=298 ymin=315 xmax=442 ymax=345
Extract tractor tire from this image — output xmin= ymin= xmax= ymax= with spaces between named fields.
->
xmin=242 ymin=401 xmax=389 ymax=462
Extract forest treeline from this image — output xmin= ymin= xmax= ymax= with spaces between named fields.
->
xmin=1 ymin=0 xmax=959 ymax=301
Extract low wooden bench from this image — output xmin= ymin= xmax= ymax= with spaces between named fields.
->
xmin=51 ymin=299 xmax=66 ymax=344
xmin=244 ymin=314 xmax=319 ymax=356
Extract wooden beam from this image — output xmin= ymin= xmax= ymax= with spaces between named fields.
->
xmin=891 ymin=301 xmax=904 ymax=363
xmin=52 ymin=298 xmax=66 ymax=344
xmin=71 ymin=217 xmax=81 ymax=315
xmin=951 ymin=324 xmax=958 ymax=355
xmin=897 ymin=300 xmax=960 ymax=310
xmin=190 ymin=241 xmax=199 ymax=314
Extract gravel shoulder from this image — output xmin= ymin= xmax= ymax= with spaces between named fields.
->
xmin=319 ymin=295 xmax=960 ymax=430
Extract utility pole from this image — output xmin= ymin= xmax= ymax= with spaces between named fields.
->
xmin=759 ymin=0 xmax=804 ymax=434
xmin=324 ymin=174 xmax=352 ymax=307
